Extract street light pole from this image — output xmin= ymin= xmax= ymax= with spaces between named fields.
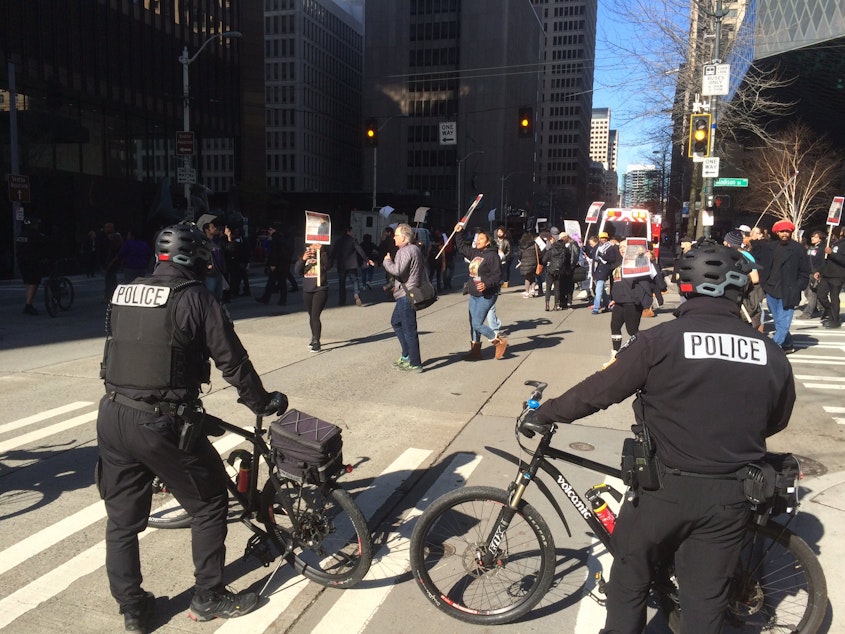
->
xmin=179 ymin=31 xmax=242 ymax=221
xmin=500 ymin=171 xmax=524 ymax=227
xmin=457 ymin=150 xmax=484 ymax=217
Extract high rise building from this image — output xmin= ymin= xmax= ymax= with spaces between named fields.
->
xmin=622 ymin=164 xmax=657 ymax=208
xmin=0 ymin=0 xmax=242 ymax=278
xmin=532 ymin=0 xmax=598 ymax=221
xmin=590 ymin=108 xmax=611 ymax=168
xmin=363 ymin=0 xmax=542 ymax=226
xmin=262 ymin=0 xmax=364 ymax=194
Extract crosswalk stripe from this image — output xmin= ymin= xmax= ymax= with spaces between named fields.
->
xmin=795 ymin=375 xmax=845 ymax=381
xmin=0 ymin=410 xmax=98 ymax=454
xmin=215 ymin=447 xmax=436 ymax=633
xmin=803 ymin=383 xmax=845 ymax=390
xmin=0 ymin=526 xmax=157 ymax=629
xmin=823 ymin=407 xmax=845 ymax=414
xmin=788 ymin=358 xmax=845 ymax=366
xmin=794 ymin=343 xmax=845 ymax=350
xmin=0 ymin=401 xmax=93 ymax=435
xmin=310 ymin=453 xmax=483 ymax=634
xmin=574 ymin=475 xmax=624 ymax=632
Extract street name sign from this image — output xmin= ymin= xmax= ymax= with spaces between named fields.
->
xmin=714 ymin=177 xmax=748 ymax=188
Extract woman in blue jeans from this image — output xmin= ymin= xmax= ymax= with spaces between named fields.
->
xmin=453 ymin=224 xmax=508 ymax=360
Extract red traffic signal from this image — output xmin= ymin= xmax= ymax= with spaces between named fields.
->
xmin=714 ymin=195 xmax=731 ymax=209
xmin=688 ymin=114 xmax=711 ymax=158
xmin=364 ymin=118 xmax=378 ymax=147
xmin=518 ymin=107 xmax=533 ymax=138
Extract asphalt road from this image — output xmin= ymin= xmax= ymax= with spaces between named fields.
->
xmin=0 ymin=265 xmax=841 ymax=633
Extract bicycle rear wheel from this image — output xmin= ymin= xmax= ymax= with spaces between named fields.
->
xmin=260 ymin=477 xmax=372 ymax=588
xmin=408 ymin=486 xmax=556 ymax=625
xmin=148 ymin=476 xmax=192 ymax=529
xmin=57 ymin=277 xmax=74 ymax=310
xmin=664 ymin=521 xmax=827 ymax=633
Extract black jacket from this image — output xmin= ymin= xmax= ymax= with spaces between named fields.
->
xmin=759 ymin=238 xmax=810 ymax=308
xmin=455 ymin=232 xmax=502 ymax=297
xmin=821 ymin=238 xmax=845 ymax=280
xmin=537 ymin=297 xmax=794 ymax=474
xmin=104 ymin=262 xmax=270 ymax=412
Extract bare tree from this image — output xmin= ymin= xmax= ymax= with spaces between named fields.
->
xmin=741 ymin=123 xmax=843 ymax=230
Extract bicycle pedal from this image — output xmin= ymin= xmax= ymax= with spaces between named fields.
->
xmin=244 ymin=533 xmax=274 ymax=567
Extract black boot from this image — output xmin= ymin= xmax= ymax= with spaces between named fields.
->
xmin=121 ymin=592 xmax=155 ymax=633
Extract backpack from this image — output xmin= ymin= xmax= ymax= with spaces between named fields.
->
xmin=546 ymin=243 xmax=569 ymax=276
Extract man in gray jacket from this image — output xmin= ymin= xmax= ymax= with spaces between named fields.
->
xmin=382 ymin=223 xmax=425 ymax=373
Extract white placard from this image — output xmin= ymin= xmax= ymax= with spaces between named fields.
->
xmin=702 ymin=157 xmax=720 ymax=178
xmin=702 ymin=64 xmax=730 ymax=96
xmin=439 ymin=122 xmax=456 ymax=145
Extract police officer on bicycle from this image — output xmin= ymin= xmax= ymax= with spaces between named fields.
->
xmin=531 ymin=241 xmax=795 ymax=633
xmin=96 ymin=222 xmax=288 ymax=632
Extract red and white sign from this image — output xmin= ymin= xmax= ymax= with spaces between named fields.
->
xmin=176 ymin=131 xmax=195 ymax=156
xmin=585 ymin=201 xmax=604 ymax=224
xmin=827 ymin=196 xmax=844 ymax=226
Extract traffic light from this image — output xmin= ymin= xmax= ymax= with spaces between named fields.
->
xmin=518 ymin=107 xmax=533 ymax=138
xmin=688 ymin=114 xmax=711 ymax=158
xmin=714 ymin=194 xmax=731 ymax=209
xmin=364 ymin=118 xmax=378 ymax=147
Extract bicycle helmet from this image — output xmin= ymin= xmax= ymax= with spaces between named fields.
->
xmin=675 ymin=240 xmax=753 ymax=302
xmin=154 ymin=222 xmax=212 ymax=272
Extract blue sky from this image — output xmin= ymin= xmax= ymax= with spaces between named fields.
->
xmin=592 ymin=0 xmax=685 ymax=177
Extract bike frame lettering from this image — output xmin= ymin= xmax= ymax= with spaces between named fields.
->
xmin=557 ymin=475 xmax=593 ymax=520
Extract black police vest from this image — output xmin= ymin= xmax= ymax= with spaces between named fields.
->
xmin=101 ymin=278 xmax=205 ymax=391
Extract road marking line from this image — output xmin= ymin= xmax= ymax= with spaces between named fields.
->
xmin=788 ymin=358 xmax=845 ymax=366
xmin=0 ymin=410 xmax=98 ymax=454
xmin=0 ymin=433 xmax=245 ymax=578
xmin=0 ymin=526 xmax=156 ymax=629
xmin=823 ymin=407 xmax=845 ymax=414
xmin=803 ymin=383 xmax=845 ymax=390
xmin=309 ymin=453 xmax=483 ymax=634
xmin=0 ymin=401 xmax=94 ymax=434
xmin=795 ymin=375 xmax=845 ymax=381
xmin=215 ymin=447 xmax=438 ymax=633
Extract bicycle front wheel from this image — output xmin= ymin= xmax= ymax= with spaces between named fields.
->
xmin=260 ymin=477 xmax=372 ymax=588
xmin=724 ymin=521 xmax=827 ymax=633
xmin=57 ymin=277 xmax=74 ymax=310
xmin=409 ymin=486 xmax=556 ymax=625
xmin=147 ymin=476 xmax=192 ymax=529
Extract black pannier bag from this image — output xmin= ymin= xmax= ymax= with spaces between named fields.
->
xmin=269 ymin=410 xmax=344 ymax=484
xmin=744 ymin=452 xmax=801 ymax=522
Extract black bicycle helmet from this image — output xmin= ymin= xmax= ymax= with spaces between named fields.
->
xmin=155 ymin=222 xmax=212 ymax=271
xmin=675 ymin=240 xmax=753 ymax=302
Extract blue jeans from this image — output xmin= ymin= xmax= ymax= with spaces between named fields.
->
xmin=486 ymin=301 xmax=501 ymax=333
xmin=391 ymin=296 xmax=421 ymax=366
xmin=766 ymin=294 xmax=794 ymax=348
xmin=469 ymin=294 xmax=497 ymax=342
xmin=593 ymin=278 xmax=608 ymax=312
xmin=338 ymin=268 xmax=362 ymax=304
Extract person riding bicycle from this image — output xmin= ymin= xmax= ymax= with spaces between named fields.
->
xmin=96 ymin=222 xmax=288 ymax=632
xmin=529 ymin=240 xmax=795 ymax=634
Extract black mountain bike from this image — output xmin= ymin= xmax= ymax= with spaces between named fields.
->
xmin=148 ymin=413 xmax=373 ymax=588
xmin=409 ymin=381 xmax=827 ymax=632
xmin=43 ymin=260 xmax=74 ymax=317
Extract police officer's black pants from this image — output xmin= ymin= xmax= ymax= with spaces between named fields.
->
xmin=601 ymin=473 xmax=749 ymax=634
xmin=96 ymin=398 xmax=229 ymax=610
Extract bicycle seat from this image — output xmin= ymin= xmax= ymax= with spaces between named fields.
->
xmin=519 ymin=418 xmax=555 ymax=438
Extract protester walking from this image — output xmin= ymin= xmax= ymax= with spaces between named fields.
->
xmin=295 ymin=244 xmax=331 ymax=351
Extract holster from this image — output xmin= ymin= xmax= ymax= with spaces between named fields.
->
xmin=621 ymin=431 xmax=662 ymax=491
xmin=176 ymin=401 xmax=206 ymax=452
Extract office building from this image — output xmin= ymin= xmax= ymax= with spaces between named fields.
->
xmin=622 ymin=164 xmax=657 ymax=208
xmin=363 ymin=1 xmax=543 ymax=227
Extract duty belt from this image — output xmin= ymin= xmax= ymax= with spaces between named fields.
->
xmin=663 ymin=466 xmax=747 ymax=480
xmin=108 ymin=391 xmax=180 ymax=416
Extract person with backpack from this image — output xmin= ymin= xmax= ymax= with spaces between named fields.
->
xmin=541 ymin=227 xmax=571 ymax=311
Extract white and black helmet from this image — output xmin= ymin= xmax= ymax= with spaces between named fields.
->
xmin=675 ymin=240 xmax=753 ymax=302
xmin=154 ymin=222 xmax=212 ymax=271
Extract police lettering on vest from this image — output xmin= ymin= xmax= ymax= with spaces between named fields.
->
xmin=683 ymin=332 xmax=767 ymax=365
xmin=112 ymin=284 xmax=171 ymax=307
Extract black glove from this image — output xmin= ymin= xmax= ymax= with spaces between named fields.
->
xmin=262 ymin=391 xmax=288 ymax=417
xmin=519 ymin=408 xmax=543 ymax=438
